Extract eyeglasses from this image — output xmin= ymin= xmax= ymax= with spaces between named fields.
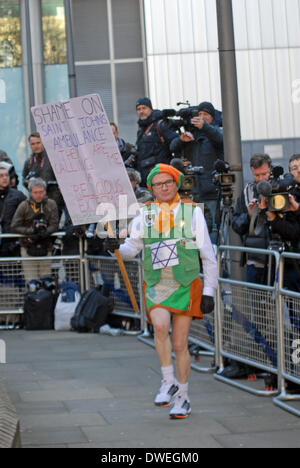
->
xmin=151 ymin=179 xmax=175 ymax=189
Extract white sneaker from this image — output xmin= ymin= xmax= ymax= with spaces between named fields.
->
xmin=154 ymin=380 xmax=179 ymax=407
xmin=169 ymin=395 xmax=191 ymax=419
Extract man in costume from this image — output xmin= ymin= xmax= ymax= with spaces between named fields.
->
xmin=107 ymin=163 xmax=218 ymax=419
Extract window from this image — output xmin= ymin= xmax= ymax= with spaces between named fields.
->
xmin=42 ymin=0 xmax=67 ymax=65
xmin=0 ymin=1 xmax=21 ymax=68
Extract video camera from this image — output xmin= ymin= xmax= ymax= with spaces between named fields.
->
xmin=171 ymin=158 xmax=204 ymax=199
xmin=162 ymin=101 xmax=223 ymax=134
xmin=213 ymin=160 xmax=236 ymax=206
xmin=124 ymin=145 xmax=139 ymax=168
xmin=257 ymin=166 xmax=296 ymax=212
xmin=161 ymin=106 xmax=199 ymax=133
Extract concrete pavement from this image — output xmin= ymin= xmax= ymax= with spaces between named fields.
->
xmin=1 ymin=329 xmax=300 ymax=448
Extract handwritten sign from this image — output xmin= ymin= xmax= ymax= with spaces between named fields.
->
xmin=31 ymin=94 xmax=137 ymax=225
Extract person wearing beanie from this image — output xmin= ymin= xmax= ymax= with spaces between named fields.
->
xmin=106 ymin=163 xmax=218 ymax=419
xmin=134 ymin=97 xmax=178 ymax=187
xmin=170 ymin=101 xmax=224 ymax=242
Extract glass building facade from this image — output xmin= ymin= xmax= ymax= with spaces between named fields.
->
xmin=0 ymin=0 xmax=299 ymax=183
xmin=0 ymin=1 xmax=25 ymax=176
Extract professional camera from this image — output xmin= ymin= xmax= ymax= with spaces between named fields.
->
xmin=213 ymin=160 xmax=236 ymax=206
xmin=33 ymin=216 xmax=48 ymax=234
xmin=257 ymin=166 xmax=295 ymax=212
xmin=161 ymin=105 xmax=199 ymax=133
xmin=171 ymin=158 xmax=204 ymax=199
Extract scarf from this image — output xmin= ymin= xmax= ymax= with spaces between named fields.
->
xmin=154 ymin=193 xmax=181 ymax=234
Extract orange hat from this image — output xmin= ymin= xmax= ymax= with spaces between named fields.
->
xmin=147 ymin=164 xmax=184 ymax=190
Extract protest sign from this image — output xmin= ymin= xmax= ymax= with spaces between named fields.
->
xmin=31 ymin=94 xmax=138 ymax=226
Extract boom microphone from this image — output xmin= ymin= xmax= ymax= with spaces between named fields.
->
xmin=256 ymin=180 xmax=272 ymax=197
xmin=214 ymin=159 xmax=230 ymax=173
xmin=161 ymin=109 xmax=177 ymax=119
xmin=171 ymin=158 xmax=185 ymax=173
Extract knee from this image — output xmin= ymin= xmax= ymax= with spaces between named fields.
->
xmin=173 ymin=338 xmax=188 ymax=354
xmin=153 ymin=321 xmax=170 ymax=340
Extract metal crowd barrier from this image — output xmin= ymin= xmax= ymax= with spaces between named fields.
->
xmin=214 ymin=245 xmax=280 ymax=397
xmin=0 ymin=233 xmax=83 ymax=327
xmin=1 ymin=231 xmax=300 ymax=417
xmin=273 ymin=252 xmax=300 ymax=416
xmin=84 ymin=254 xmax=145 ymax=335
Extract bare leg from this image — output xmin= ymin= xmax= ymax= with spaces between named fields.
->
xmin=150 ymin=307 xmax=172 ymax=368
xmin=172 ymin=314 xmax=192 ymax=384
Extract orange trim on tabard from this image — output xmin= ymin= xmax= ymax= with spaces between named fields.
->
xmin=143 ymin=277 xmax=203 ymax=323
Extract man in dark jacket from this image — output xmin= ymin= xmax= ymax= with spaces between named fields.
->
xmin=0 ymin=166 xmax=26 ymax=256
xmin=135 ymin=98 xmax=178 ymax=187
xmin=232 ymin=154 xmax=272 ymax=283
xmin=23 ymin=132 xmax=64 ymax=219
xmin=170 ymin=102 xmax=224 ymax=208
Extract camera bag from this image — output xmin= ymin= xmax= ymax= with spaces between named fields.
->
xmin=23 ymin=288 xmax=56 ymax=330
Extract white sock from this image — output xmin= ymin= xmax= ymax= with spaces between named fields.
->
xmin=161 ymin=365 xmax=175 ymax=384
xmin=178 ymin=382 xmax=189 ymax=400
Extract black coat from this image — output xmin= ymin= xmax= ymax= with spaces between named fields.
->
xmin=170 ymin=123 xmax=224 ymax=202
xmin=0 ymin=187 xmax=26 ymax=256
xmin=136 ymin=110 xmax=178 ymax=187
xmin=0 ymin=187 xmax=26 ymax=233
xmin=232 ymin=183 xmax=269 ymax=265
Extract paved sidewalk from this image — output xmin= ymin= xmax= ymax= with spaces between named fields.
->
xmin=1 ymin=329 xmax=300 ymax=448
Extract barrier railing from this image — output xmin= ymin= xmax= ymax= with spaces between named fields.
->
xmin=273 ymin=252 xmax=300 ymax=416
xmin=1 ymin=232 xmax=300 ymax=416
xmin=214 ymin=245 xmax=280 ymax=396
xmin=84 ymin=254 xmax=145 ymax=335
xmin=0 ymin=233 xmax=83 ymax=327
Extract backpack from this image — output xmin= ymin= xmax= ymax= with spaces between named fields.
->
xmin=70 ymin=287 xmax=114 ymax=333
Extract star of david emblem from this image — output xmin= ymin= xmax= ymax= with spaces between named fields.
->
xmin=150 ymin=240 xmax=179 ymax=270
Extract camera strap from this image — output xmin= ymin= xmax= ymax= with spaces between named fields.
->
xmin=156 ymin=120 xmax=165 ymax=144
xmin=249 ymin=205 xmax=266 ymax=237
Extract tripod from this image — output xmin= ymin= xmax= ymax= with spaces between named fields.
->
xmin=215 ymin=195 xmax=234 ymax=277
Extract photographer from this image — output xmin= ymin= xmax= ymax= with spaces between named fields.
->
xmin=0 ymin=165 xmax=26 ymax=257
xmin=135 ymin=98 xmax=178 ymax=187
xmin=11 ymin=178 xmax=59 ymax=283
xmin=170 ymin=101 xmax=224 ymax=217
xmin=260 ymin=154 xmax=300 ymax=292
xmin=232 ymin=154 xmax=272 ymax=283
xmin=222 ymin=154 xmax=272 ymax=379
xmin=23 ymin=133 xmax=65 ymax=219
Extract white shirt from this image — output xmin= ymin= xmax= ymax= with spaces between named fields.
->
xmin=119 ymin=201 xmax=218 ymax=297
